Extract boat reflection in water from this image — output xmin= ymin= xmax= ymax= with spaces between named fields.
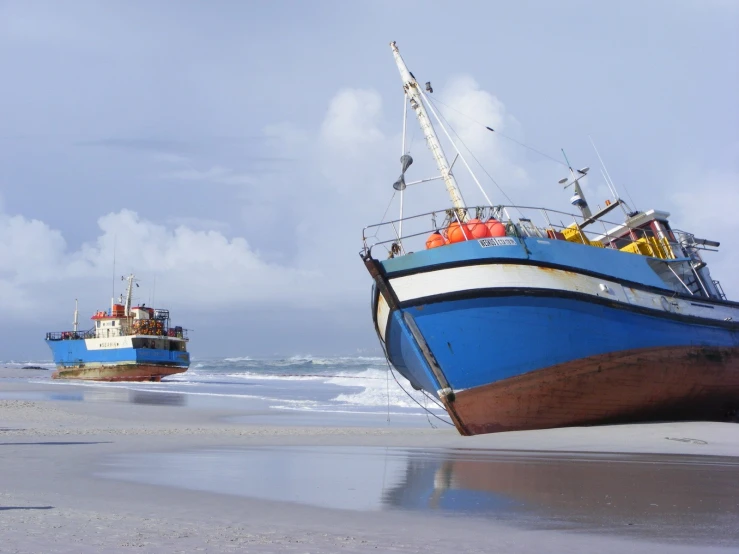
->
xmin=384 ymin=449 xmax=738 ymax=541
xmin=101 ymin=445 xmax=738 ymax=543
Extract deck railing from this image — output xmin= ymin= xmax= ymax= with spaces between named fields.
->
xmin=362 ymin=204 xmax=684 ymax=262
xmin=45 ymin=330 xmax=96 ymax=341
xmin=46 ymin=326 xmax=188 ymax=340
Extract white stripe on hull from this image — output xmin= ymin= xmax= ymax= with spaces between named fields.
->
xmin=84 ymin=335 xmax=187 ymax=350
xmin=377 ymin=293 xmax=391 ymax=342
xmin=386 ymin=264 xmax=739 ymax=324
xmin=85 ymin=336 xmax=134 ymax=350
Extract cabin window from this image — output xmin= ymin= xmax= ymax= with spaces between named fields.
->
xmin=658 ymin=220 xmax=677 ymax=241
xmin=611 ymin=236 xmax=632 ymax=249
xmin=636 ymin=225 xmax=655 ymax=240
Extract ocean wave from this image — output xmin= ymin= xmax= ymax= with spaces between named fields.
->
xmin=268 ymin=404 xmax=430 ymax=416
xmin=0 ymin=361 xmax=55 ymax=369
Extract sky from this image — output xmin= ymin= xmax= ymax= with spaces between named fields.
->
xmin=0 ymin=0 xmax=737 ymax=360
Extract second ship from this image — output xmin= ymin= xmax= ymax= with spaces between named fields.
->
xmin=45 ymin=274 xmax=190 ymax=381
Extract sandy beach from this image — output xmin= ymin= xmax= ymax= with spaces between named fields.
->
xmin=1 ymin=366 xmax=738 ymax=553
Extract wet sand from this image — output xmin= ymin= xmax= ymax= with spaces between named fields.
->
xmin=1 ymin=367 xmax=738 ymax=553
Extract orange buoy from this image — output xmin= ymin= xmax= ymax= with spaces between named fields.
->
xmin=486 ymin=219 xmax=507 ymax=237
xmin=466 ymin=218 xmax=491 ymax=239
xmin=425 ymin=232 xmax=447 ymax=249
xmin=447 ymin=221 xmax=469 ymax=243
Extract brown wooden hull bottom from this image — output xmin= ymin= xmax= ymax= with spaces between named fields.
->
xmin=442 ymin=345 xmax=739 ymax=435
xmin=52 ymin=364 xmax=188 ymax=382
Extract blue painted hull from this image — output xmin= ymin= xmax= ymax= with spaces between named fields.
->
xmin=385 ymin=294 xmax=739 ymax=395
xmin=366 ymin=237 xmax=739 ymax=433
xmin=46 ymin=339 xmax=189 ymax=381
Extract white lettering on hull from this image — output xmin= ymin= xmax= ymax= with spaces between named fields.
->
xmin=85 ymin=337 xmax=134 ymax=350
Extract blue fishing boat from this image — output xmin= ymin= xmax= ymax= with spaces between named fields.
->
xmin=361 ymin=42 xmax=739 ymax=435
xmin=45 ymin=274 xmax=189 ymax=381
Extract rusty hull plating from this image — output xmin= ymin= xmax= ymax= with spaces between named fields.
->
xmin=445 ymin=346 xmax=739 ymax=436
xmin=51 ymin=364 xmax=187 ymax=382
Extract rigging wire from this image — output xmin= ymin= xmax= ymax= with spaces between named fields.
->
xmin=386 ymin=352 xmax=391 ymax=423
xmin=381 ymin=349 xmax=454 ymax=428
xmin=423 ymin=388 xmax=437 ymax=429
xmin=427 ymin=96 xmax=568 ymax=167
xmin=421 ymin=390 xmax=446 ymax=411
xmin=366 ymin=191 xmax=398 ymax=257
xmin=379 ymin=191 xmax=397 ymax=224
xmin=429 ymin=97 xmax=525 ymax=217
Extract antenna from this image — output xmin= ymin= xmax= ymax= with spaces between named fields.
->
xmin=588 ymin=135 xmax=638 ymax=213
xmin=111 ymin=235 xmax=116 ymax=314
xmin=561 ymin=148 xmax=572 ymax=169
xmin=589 ymin=136 xmax=619 ymax=199
xmin=558 ymin=149 xmax=592 ymax=219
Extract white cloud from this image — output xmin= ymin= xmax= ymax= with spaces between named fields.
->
xmin=437 ymin=76 xmax=529 ymax=200
xmin=0 ymin=208 xmax=324 ymax=322
xmin=0 ymin=212 xmax=67 ymax=282
xmin=320 ymin=89 xmax=385 ymax=156
xmin=0 ymin=78 xmax=553 ymax=325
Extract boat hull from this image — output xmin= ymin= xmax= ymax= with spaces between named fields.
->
xmin=51 ymin=363 xmax=187 ymax=382
xmin=366 ymin=237 xmax=739 ymax=435
xmin=46 ymin=335 xmax=189 ymax=382
xmin=443 ymin=345 xmax=739 ymax=435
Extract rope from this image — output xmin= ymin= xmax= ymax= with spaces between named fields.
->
xmin=427 ymin=96 xmax=567 ymax=166
xmin=430 ymin=99 xmax=525 ymax=218
xmin=386 ymin=356 xmax=391 ymax=424
xmin=423 ymin=388 xmax=437 ymax=429
xmin=381 ymin=348 xmax=454 ymax=428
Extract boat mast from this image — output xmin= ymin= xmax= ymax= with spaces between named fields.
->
xmin=123 ymin=274 xmax=135 ymax=316
xmin=390 ymin=42 xmax=467 ymax=220
xmin=73 ymin=299 xmax=79 ymax=332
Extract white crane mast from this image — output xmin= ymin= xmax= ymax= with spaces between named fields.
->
xmin=123 ymin=273 xmax=135 ymax=317
xmin=390 ymin=42 xmax=467 ymax=219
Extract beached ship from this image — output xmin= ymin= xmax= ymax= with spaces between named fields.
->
xmin=45 ymin=274 xmax=190 ymax=381
xmin=361 ymin=42 xmax=739 ymax=435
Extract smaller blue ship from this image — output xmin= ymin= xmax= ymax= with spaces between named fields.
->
xmin=46 ymin=274 xmax=190 ymax=381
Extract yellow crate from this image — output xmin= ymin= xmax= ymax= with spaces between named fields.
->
xmin=646 ymin=236 xmax=666 ymax=259
xmin=562 ymin=224 xmax=589 ymax=244
xmin=659 ymin=236 xmax=675 ymax=259
xmin=620 ymin=238 xmax=652 ymax=256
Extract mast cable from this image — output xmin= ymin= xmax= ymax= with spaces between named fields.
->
xmin=431 ymin=98 xmax=525 ymax=217
xmin=381 ymin=349 xmax=453 ymax=427
xmin=427 ymin=96 xmax=568 ymax=167
xmin=419 ymin=88 xmax=493 ymax=207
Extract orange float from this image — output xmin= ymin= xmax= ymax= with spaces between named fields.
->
xmin=425 ymin=232 xmax=447 ymax=249
xmin=466 ymin=218 xmax=491 ymax=239
xmin=447 ymin=221 xmax=469 ymax=243
xmin=486 ymin=218 xmax=507 ymax=237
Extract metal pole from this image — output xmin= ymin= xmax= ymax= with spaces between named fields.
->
xmin=399 ymin=95 xmax=408 ymax=241
xmin=390 ymin=42 xmax=467 ymax=221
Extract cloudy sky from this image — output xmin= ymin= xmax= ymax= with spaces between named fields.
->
xmin=1 ymin=0 xmax=737 ymax=360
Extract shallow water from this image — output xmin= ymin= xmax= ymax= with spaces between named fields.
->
xmin=99 ymin=446 xmax=739 ymax=544
xmin=3 ymin=355 xmax=451 ymax=428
